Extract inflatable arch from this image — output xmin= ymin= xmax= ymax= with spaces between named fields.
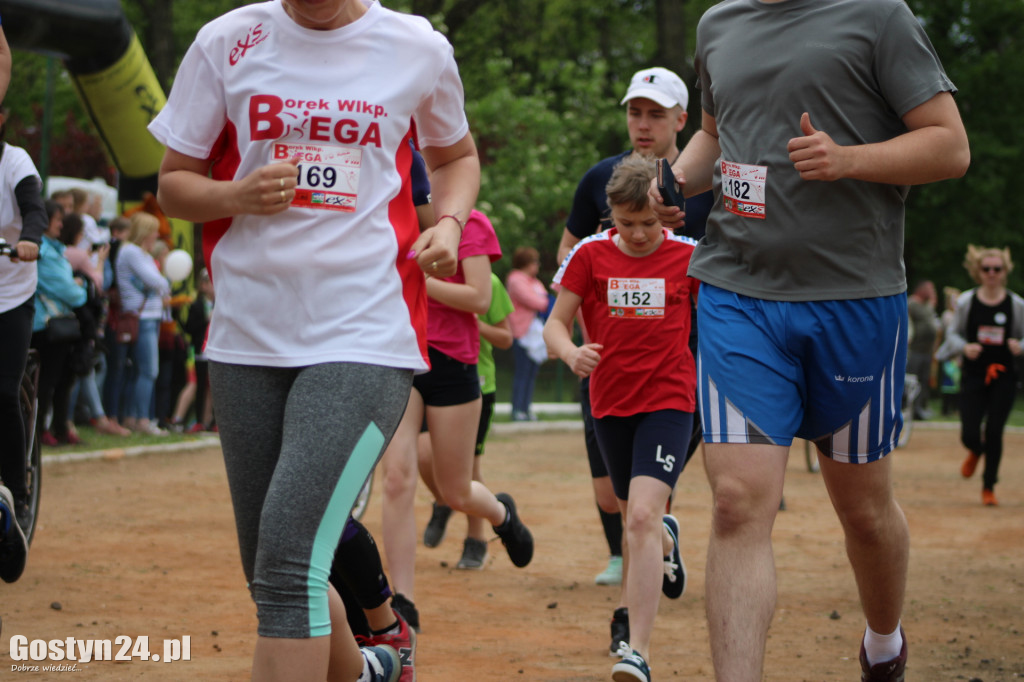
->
xmin=2 ymin=0 xmax=166 ymax=201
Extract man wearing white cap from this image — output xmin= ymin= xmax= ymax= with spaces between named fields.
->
xmin=559 ymin=67 xmax=709 ymax=263
xmin=557 ymin=66 xmax=711 ymax=668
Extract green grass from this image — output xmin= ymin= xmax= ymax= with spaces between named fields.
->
xmin=920 ymin=395 xmax=1024 ymax=429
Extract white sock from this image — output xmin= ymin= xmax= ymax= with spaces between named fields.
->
xmin=863 ymin=622 xmax=903 ymax=666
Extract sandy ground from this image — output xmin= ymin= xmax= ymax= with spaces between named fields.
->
xmin=2 ymin=424 xmax=1022 ymax=681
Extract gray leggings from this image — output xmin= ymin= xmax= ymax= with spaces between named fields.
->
xmin=210 ymin=361 xmax=412 ymax=638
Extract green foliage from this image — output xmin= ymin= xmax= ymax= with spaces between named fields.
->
xmin=15 ymin=0 xmax=1018 ymax=301
xmin=4 ymin=53 xmax=114 ymax=184
xmin=905 ymin=0 xmax=1024 ymax=294
xmin=468 ymin=58 xmax=627 ymax=279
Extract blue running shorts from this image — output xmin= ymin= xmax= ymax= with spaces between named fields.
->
xmin=697 ymin=283 xmax=908 ymax=463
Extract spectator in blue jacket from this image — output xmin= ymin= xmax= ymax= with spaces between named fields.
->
xmin=32 ymin=200 xmax=87 ymax=445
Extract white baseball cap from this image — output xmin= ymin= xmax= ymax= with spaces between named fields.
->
xmin=620 ymin=67 xmax=689 ymax=110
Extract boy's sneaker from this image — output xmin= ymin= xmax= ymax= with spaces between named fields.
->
xmin=662 ymin=514 xmax=686 ymax=599
xmin=359 ymin=609 xmax=416 ymax=682
xmin=609 ymin=606 xmax=630 ymax=658
xmin=358 ymin=644 xmax=401 ymax=682
xmin=456 ymin=537 xmax=488 ymax=570
xmin=859 ymin=627 xmax=907 ymax=682
xmin=423 ymin=502 xmax=452 ymax=548
xmin=595 ymin=555 xmax=623 ymax=585
xmin=0 ymin=485 xmax=28 ymax=583
xmin=612 ymin=649 xmax=651 ymax=682
xmin=493 ymin=493 xmax=533 ymax=567
xmin=390 ymin=593 xmax=420 ymax=633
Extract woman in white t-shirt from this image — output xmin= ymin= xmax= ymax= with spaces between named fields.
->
xmin=148 ymin=1 xmax=479 ymax=680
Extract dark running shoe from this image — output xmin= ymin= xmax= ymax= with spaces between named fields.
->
xmin=359 ymin=608 xmax=416 ymax=682
xmin=456 ymin=537 xmax=488 ymax=570
xmin=609 ymin=606 xmax=630 ymax=658
xmin=860 ymin=627 xmax=907 ymax=682
xmin=662 ymin=514 xmax=686 ymax=599
xmin=492 ymin=493 xmax=533 ymax=567
xmin=358 ymin=644 xmax=401 ymax=682
xmin=390 ymin=593 xmax=420 ymax=634
xmin=612 ymin=648 xmax=651 ymax=682
xmin=0 ymin=485 xmax=28 ymax=583
xmin=423 ymin=502 xmax=452 ymax=548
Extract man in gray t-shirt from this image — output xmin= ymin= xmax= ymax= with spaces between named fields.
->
xmin=652 ymin=1 xmax=970 ymax=681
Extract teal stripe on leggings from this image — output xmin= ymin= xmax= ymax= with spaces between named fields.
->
xmin=306 ymin=422 xmax=385 ymax=637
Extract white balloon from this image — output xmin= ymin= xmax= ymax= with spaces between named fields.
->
xmin=164 ymin=249 xmax=194 ymax=283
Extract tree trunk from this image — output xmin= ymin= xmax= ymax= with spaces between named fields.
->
xmin=655 ymin=0 xmax=699 ymax=136
xmin=139 ymin=0 xmax=176 ymax=92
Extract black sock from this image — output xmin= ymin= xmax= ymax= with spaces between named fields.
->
xmin=369 ymin=619 xmax=400 ymax=637
xmin=598 ymin=506 xmax=623 ymax=557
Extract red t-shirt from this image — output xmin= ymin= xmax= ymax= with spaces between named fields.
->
xmin=554 ymin=228 xmax=699 ymax=418
xmin=426 ymin=209 xmax=502 ymax=364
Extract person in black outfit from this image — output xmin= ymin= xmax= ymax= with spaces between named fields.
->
xmin=944 ymin=245 xmax=1024 ymax=507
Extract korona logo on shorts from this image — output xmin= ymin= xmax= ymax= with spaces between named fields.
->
xmin=834 ymin=374 xmax=874 ymax=383
xmin=230 ymin=23 xmax=270 ymax=66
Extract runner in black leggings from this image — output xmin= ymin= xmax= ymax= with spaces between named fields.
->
xmin=945 ymin=245 xmax=1024 ymax=507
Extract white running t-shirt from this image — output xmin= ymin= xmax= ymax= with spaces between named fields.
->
xmin=148 ymin=0 xmax=470 ymax=370
xmin=0 ymin=145 xmax=41 ymax=313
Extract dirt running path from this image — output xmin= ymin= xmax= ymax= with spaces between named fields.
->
xmin=2 ymin=425 xmax=1022 ymax=681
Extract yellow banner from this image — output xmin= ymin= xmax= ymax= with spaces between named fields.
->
xmin=71 ymin=34 xmax=166 ymax=178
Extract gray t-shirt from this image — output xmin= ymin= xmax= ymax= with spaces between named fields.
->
xmin=688 ymin=0 xmax=955 ymax=301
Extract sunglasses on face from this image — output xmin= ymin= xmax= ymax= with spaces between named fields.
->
xmin=981 ymin=265 xmax=1004 ymax=273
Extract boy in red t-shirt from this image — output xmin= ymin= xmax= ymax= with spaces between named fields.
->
xmin=544 ymin=154 xmax=699 ymax=682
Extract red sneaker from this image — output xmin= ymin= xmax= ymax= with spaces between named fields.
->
xmin=358 ymin=609 xmax=415 ymax=682
xmin=859 ymin=627 xmax=907 ymax=682
xmin=41 ymin=431 xmax=60 ymax=447
xmin=960 ymin=451 xmax=981 ymax=478
xmin=982 ymin=488 xmax=998 ymax=506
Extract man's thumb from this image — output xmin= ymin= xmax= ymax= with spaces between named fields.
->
xmin=800 ymin=112 xmax=817 ymax=137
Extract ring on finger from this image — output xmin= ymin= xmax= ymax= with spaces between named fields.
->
xmin=431 ymin=261 xmax=438 ymax=270
xmin=279 ymin=177 xmax=285 ymax=189
xmin=281 ymin=190 xmax=286 ymax=202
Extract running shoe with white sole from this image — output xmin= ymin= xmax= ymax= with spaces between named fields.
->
xmin=358 ymin=644 xmax=401 ymax=682
xmin=612 ymin=649 xmax=651 ymax=682
xmin=358 ymin=609 xmax=416 ymax=682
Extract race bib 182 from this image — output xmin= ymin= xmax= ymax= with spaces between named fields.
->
xmin=721 ymin=160 xmax=767 ymax=219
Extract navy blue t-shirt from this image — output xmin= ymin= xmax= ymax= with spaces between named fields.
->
xmin=566 ymin=150 xmax=713 ymax=353
xmin=410 ymin=147 xmax=430 ymax=207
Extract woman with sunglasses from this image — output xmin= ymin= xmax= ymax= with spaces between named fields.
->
xmin=943 ymin=245 xmax=1024 ymax=506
